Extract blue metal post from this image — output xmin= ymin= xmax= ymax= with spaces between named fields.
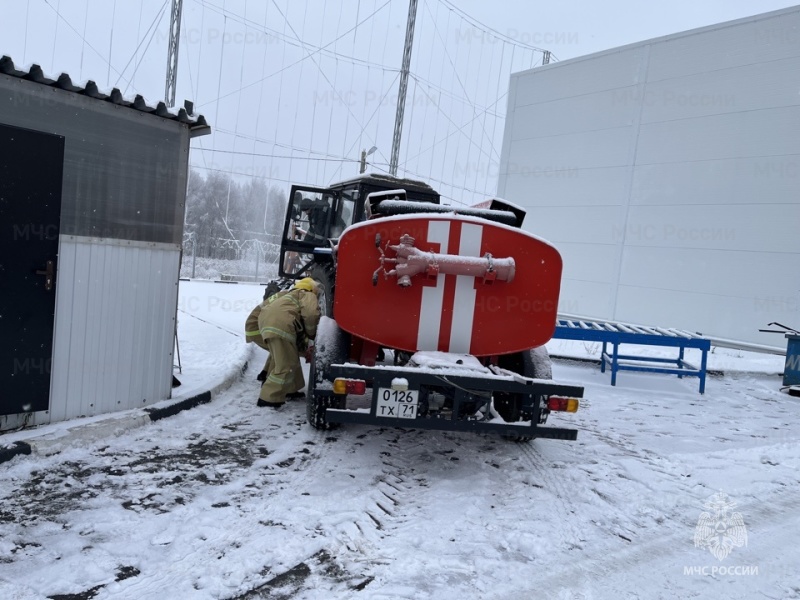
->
xmin=699 ymin=348 xmax=708 ymax=394
xmin=601 ymin=341 xmax=607 ymax=373
xmin=611 ymin=343 xmax=619 ymax=386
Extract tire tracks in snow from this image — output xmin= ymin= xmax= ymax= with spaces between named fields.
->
xmin=275 ymin=426 xmax=486 ymax=595
xmin=514 ymin=441 xmax=588 ymax=552
xmin=502 ymin=486 xmax=800 ymax=600
xmin=507 ymin=415 xmax=703 ymax=565
xmin=299 ymin=427 xmax=446 ymax=576
xmin=220 ymin=413 xmax=433 ymax=596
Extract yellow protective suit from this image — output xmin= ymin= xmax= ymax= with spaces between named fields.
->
xmin=255 ymin=278 xmax=320 ymax=405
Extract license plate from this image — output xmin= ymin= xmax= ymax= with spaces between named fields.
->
xmin=375 ymin=388 xmax=418 ymax=419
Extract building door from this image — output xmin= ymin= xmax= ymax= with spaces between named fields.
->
xmin=0 ymin=123 xmax=64 ymax=416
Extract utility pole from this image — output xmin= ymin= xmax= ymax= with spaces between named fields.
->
xmin=165 ymin=0 xmax=183 ymax=107
xmin=389 ymin=0 xmax=418 ymax=177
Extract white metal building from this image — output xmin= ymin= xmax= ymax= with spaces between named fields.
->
xmin=497 ymin=7 xmax=800 ymax=349
xmin=0 ymin=56 xmax=210 ymax=431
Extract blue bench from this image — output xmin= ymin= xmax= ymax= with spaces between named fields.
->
xmin=552 ymin=319 xmax=711 ymax=393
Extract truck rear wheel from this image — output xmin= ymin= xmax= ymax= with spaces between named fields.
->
xmin=307 ymin=316 xmax=350 ymax=430
xmin=526 ymin=345 xmax=553 ymax=380
xmin=495 ymin=346 xmax=553 ymax=440
xmin=307 ymin=392 xmax=344 ymax=431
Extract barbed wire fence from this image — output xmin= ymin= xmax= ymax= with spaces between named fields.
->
xmin=181 ymin=232 xmax=282 ymax=282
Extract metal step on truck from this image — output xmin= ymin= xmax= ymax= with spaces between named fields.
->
xmin=268 ymin=174 xmax=584 ymax=441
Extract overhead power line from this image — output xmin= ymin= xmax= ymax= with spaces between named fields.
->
xmin=193 ymin=0 xmax=397 ymax=109
xmin=169 ymin=0 xmax=550 ymax=204
xmin=437 ymin=0 xmax=556 ymax=56
xmin=195 ymin=147 xmax=359 ymax=163
xmin=193 ymin=0 xmax=396 ymax=70
xmin=41 ymin=0 xmax=132 ymax=88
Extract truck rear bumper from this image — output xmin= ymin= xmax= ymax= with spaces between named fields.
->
xmin=325 ymin=408 xmax=578 ymax=440
xmin=323 ymin=363 xmax=583 ymax=440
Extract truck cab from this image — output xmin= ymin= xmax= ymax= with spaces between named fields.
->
xmin=279 ymin=174 xmax=440 ymax=279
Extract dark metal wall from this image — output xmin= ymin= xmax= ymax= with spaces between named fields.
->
xmin=0 ymin=74 xmax=190 ymax=245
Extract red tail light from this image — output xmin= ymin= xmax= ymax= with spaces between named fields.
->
xmin=348 ymin=380 xmax=367 ymax=395
xmin=333 ymin=378 xmax=367 ymax=395
xmin=547 ymin=396 xmax=579 ymax=413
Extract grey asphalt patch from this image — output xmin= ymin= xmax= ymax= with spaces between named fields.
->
xmin=0 ymin=441 xmax=32 ymax=464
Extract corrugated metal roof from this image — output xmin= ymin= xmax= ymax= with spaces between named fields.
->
xmin=0 ymin=55 xmax=211 ymax=137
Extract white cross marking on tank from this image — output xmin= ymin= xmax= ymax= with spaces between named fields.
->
xmin=450 ymin=223 xmax=483 ymax=353
xmin=415 ymin=221 xmax=484 ymax=353
xmin=416 ymin=221 xmax=449 ymax=350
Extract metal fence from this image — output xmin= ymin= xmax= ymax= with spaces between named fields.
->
xmin=181 ymin=233 xmax=281 ymax=282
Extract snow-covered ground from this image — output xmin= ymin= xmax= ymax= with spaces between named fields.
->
xmin=0 ymin=281 xmax=797 ymax=600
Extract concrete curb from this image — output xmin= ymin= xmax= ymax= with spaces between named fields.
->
xmin=0 ymin=351 xmax=252 ymax=465
xmin=146 ymin=350 xmax=251 ymax=422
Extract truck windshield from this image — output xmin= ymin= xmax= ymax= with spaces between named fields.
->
xmin=289 ymin=190 xmax=335 ymax=244
xmin=331 ymin=186 xmax=359 ymax=238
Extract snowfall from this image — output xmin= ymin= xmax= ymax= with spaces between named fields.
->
xmin=0 ymin=280 xmax=797 ymax=600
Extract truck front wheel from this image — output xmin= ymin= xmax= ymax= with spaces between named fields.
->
xmin=308 ymin=264 xmax=335 ymax=319
xmin=306 ymin=316 xmax=350 ymax=430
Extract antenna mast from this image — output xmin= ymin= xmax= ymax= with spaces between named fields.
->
xmin=389 ymin=0 xmax=418 ymax=176
xmin=165 ymin=0 xmax=183 ymax=107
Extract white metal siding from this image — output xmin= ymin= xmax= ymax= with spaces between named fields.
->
xmin=48 ymin=237 xmax=180 ymax=422
xmin=498 ymin=7 xmax=800 ymax=348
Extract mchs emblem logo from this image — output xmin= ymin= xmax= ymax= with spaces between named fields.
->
xmin=694 ymin=492 xmax=748 ymax=561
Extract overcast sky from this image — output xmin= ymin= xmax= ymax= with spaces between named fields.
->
xmin=2 ymin=0 xmax=796 ymax=206
xmin=460 ymin=0 xmax=800 ymax=60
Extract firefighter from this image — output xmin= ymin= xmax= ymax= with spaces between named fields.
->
xmin=251 ymin=277 xmax=321 ymax=408
xmin=244 ymin=308 xmax=271 ymax=381
xmin=301 ymin=197 xmax=330 ymax=243
xmin=244 ymin=284 xmax=282 ymax=381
